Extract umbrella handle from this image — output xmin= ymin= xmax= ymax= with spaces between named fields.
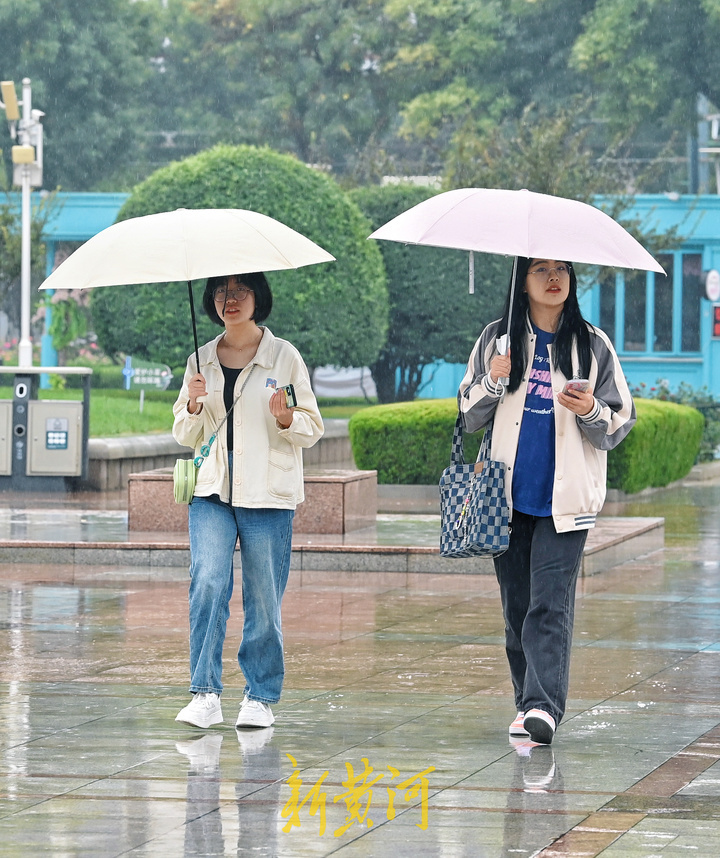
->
xmin=494 ymin=256 xmax=518 ymax=388
xmin=496 ymin=333 xmax=510 ymax=387
xmin=187 ymin=280 xmax=201 ymax=374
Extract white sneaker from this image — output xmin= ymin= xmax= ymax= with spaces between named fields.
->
xmin=175 ymin=692 xmax=223 ymax=728
xmin=509 ymin=711 xmax=530 ymax=737
xmin=235 ymin=696 xmax=275 ymax=728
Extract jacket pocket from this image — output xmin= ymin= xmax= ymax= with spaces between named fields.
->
xmin=267 ymin=447 xmax=296 ymax=499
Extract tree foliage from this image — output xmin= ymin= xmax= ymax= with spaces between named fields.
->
xmin=90 ymin=144 xmax=388 ymax=370
xmin=571 ymin=0 xmax=720 ymax=133
xmin=0 ymin=0 xmax=711 ymax=193
xmin=444 ymin=104 xmax=684 ymax=261
xmin=350 ymin=183 xmax=505 ymax=402
xmin=0 ymin=0 xmax=162 ymax=191
xmin=187 ymin=0 xmax=409 ymax=171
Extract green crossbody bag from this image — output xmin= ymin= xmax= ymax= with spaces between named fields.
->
xmin=173 ymin=457 xmax=198 ymax=504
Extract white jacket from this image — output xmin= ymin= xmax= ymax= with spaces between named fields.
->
xmin=172 ymin=328 xmax=323 ymax=509
xmin=458 ymin=317 xmax=636 ymax=532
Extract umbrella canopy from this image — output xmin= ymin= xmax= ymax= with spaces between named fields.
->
xmin=40 ymin=207 xmax=335 ymax=291
xmin=369 ymin=187 xmax=663 ymax=386
xmin=39 ymin=208 xmax=335 ymax=372
xmin=368 ymin=187 xmax=664 ymax=274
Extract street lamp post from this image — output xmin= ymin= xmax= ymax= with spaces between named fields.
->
xmin=1 ymin=78 xmax=44 ymax=368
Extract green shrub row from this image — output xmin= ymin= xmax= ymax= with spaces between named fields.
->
xmin=606 ymin=398 xmax=704 ymax=494
xmin=349 ymin=399 xmax=482 ymax=485
xmin=349 ymin=397 xmax=703 ymax=493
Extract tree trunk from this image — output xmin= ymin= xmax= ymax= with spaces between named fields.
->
xmin=370 ymin=356 xmax=397 ymax=403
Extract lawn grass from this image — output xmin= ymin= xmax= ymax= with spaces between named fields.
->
xmin=0 ymin=387 xmax=371 ymax=437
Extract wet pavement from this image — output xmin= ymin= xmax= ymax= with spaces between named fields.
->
xmin=1 ymin=476 xmax=720 ymax=856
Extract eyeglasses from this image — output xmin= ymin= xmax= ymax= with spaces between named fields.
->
xmin=213 ymin=285 xmax=251 ymax=301
xmin=528 ymin=264 xmax=571 ymax=280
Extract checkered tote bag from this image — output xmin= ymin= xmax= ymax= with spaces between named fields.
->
xmin=439 ymin=416 xmax=510 ymax=558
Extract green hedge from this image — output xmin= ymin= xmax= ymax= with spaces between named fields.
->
xmin=349 ymin=399 xmax=481 ymax=484
xmin=606 ymin=398 xmax=704 ymax=494
xmin=349 ymin=397 xmax=703 ymax=492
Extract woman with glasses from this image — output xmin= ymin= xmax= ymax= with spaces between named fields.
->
xmin=459 ymin=258 xmax=635 ymax=745
xmin=172 ymin=272 xmax=323 ymax=730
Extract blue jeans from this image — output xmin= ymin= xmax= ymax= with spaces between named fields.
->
xmin=187 ymin=493 xmax=294 ymax=703
xmin=493 ymin=511 xmax=587 ymax=725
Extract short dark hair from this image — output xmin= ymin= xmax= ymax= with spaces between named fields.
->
xmin=202 ymin=272 xmax=273 ymax=326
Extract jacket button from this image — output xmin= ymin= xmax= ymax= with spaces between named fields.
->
xmin=556 ymin=474 xmax=563 ymax=480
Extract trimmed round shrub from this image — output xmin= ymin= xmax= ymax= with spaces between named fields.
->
xmin=91 ymin=144 xmax=388 ymax=370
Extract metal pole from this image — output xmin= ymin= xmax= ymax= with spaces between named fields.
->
xmin=17 ymin=78 xmax=33 ymax=367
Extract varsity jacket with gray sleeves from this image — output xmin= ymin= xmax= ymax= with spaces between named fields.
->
xmin=458 ymin=316 xmax=636 ymax=533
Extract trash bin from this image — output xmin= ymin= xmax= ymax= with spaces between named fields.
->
xmin=0 ymin=366 xmax=92 ymax=491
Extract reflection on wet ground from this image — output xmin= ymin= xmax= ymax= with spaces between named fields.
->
xmin=1 ymin=478 xmax=720 ymax=856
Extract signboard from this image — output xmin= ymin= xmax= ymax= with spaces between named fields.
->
xmin=132 ymin=365 xmax=173 ymax=390
xmin=713 ymin=305 xmax=720 ymax=339
xmin=123 ymin=357 xmax=173 ymax=391
xmin=707 ymin=270 xmax=720 ymax=302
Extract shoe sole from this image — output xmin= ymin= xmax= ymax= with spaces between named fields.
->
xmin=175 ymin=711 xmax=223 ymax=729
xmin=235 ymin=715 xmax=275 ymax=728
xmin=523 ymin=715 xmax=554 ymax=745
xmin=509 ymin=726 xmax=530 ymax=737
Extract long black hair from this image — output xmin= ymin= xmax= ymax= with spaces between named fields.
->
xmin=499 ymin=257 xmax=591 ymax=393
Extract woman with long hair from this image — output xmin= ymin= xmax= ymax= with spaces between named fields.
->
xmin=459 ymin=257 xmax=635 ymax=744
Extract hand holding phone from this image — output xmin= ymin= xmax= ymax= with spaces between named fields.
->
xmin=562 ymin=379 xmax=590 ymax=396
xmin=280 ymin=384 xmax=297 ymax=408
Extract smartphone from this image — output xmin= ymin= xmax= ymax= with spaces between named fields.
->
xmin=562 ymin=379 xmax=590 ymax=395
xmin=280 ymin=384 xmax=297 ymax=408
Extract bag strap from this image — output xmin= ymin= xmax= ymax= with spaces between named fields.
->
xmin=451 ymin=413 xmax=494 ymax=467
xmin=450 ymin=415 xmax=465 ymax=465
xmin=477 ymin=421 xmax=493 ymax=463
xmin=213 ymin=363 xmax=257 ymax=437
xmin=195 ymin=364 xmax=257 ymax=468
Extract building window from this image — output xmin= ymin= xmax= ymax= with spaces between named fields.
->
xmin=599 ymin=250 xmax=704 ymax=355
xmin=681 ymin=253 xmax=702 ymax=352
xmin=653 ymin=253 xmax=673 ymax=352
xmin=599 ymin=270 xmax=615 ymax=342
xmin=623 ymin=270 xmax=647 ymax=351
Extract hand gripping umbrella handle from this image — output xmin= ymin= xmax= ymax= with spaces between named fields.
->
xmin=495 ymin=334 xmax=510 ymax=387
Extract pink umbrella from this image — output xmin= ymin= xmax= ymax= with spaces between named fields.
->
xmin=369 ymin=187 xmax=664 ymax=372
xmin=368 ymin=187 xmax=664 ymax=275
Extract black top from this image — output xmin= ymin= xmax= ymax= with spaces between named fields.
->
xmin=220 ymin=364 xmax=242 ymax=451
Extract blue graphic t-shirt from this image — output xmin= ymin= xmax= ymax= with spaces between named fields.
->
xmin=512 ymin=326 xmax=556 ymax=517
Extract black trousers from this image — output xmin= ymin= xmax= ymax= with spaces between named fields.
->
xmin=493 ymin=511 xmax=587 ymax=725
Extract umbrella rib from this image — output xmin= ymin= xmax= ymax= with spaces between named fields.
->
xmin=414 ymin=192 xmax=478 ymax=245
xmin=235 ymin=216 xmax=299 ymax=269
